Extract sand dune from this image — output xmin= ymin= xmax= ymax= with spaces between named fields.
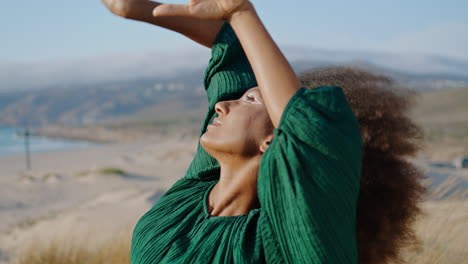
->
xmin=0 ymin=137 xmax=197 ymax=263
xmin=1 ymin=135 xmax=467 ymax=263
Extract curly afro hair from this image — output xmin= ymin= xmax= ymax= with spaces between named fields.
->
xmin=298 ymin=66 xmax=427 ymax=264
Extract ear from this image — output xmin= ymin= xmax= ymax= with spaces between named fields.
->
xmin=259 ymin=134 xmax=274 ymax=153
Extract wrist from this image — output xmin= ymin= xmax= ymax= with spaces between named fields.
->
xmin=226 ymin=1 xmax=255 ymax=22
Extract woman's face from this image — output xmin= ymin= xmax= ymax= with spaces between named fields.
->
xmin=200 ymin=87 xmax=274 ymax=158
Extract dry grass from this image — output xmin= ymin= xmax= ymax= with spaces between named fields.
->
xmin=399 ymin=200 xmax=468 ymax=263
xmin=8 ymin=201 xmax=467 ymax=264
xmin=10 ymin=225 xmax=133 ymax=264
xmin=74 ymin=167 xmax=126 ymax=178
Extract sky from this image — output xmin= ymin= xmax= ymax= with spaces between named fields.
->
xmin=1 ymin=0 xmax=468 ymax=64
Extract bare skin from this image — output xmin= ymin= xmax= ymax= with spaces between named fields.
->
xmin=152 ymin=0 xmax=303 ymax=127
xmin=101 ymin=0 xmax=224 ymax=47
xmin=101 ymin=0 xmax=302 ymax=217
xmin=201 ymin=87 xmax=273 ymax=216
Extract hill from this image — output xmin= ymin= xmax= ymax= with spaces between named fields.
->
xmin=1 ymin=63 xmax=467 ymax=128
xmin=411 ymin=87 xmax=468 ymax=161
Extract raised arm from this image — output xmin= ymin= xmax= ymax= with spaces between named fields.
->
xmin=152 ymin=0 xmax=301 ymax=127
xmin=101 ymin=0 xmax=224 ymax=47
xmin=227 ymin=2 xmax=302 ymax=127
xmin=151 ymin=3 xmax=363 ymax=264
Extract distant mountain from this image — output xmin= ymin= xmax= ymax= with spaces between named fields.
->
xmin=0 ymin=78 xmax=207 ymax=127
xmin=409 ymin=87 xmax=468 ymax=164
xmin=1 ymin=47 xmax=467 ymax=92
xmin=285 ymin=47 xmax=468 ymax=77
xmin=411 ymin=87 xmax=468 ymax=125
xmin=1 ymin=47 xmax=468 ymax=127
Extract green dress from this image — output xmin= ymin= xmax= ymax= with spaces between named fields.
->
xmin=130 ymin=22 xmax=363 ymax=264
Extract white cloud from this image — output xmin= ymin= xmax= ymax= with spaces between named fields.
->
xmin=381 ymin=21 xmax=468 ymax=60
xmin=1 ymin=37 xmax=468 ymax=93
xmin=0 ymin=47 xmax=211 ymax=92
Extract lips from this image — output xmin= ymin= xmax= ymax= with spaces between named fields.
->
xmin=210 ymin=118 xmax=222 ymax=126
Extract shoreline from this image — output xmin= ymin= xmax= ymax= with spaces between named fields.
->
xmin=1 ymin=123 xmax=200 ymax=159
xmin=0 ymin=135 xmax=199 ymax=263
xmin=0 ymin=127 xmax=102 ymax=158
xmin=34 ymin=123 xmax=200 ymax=144
xmin=33 ymin=125 xmax=137 ymax=143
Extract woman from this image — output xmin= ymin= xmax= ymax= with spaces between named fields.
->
xmin=102 ymin=1 xmax=425 ymax=263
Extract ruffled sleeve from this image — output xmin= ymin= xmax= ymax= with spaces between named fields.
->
xmin=184 ymin=22 xmax=258 ymax=181
xmin=258 ymin=86 xmax=363 ymax=263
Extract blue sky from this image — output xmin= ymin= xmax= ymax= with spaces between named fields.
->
xmin=1 ymin=0 xmax=468 ymax=63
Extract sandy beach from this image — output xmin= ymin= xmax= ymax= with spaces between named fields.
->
xmin=0 ymin=136 xmax=198 ymax=263
xmin=0 ymin=132 xmax=467 ymax=263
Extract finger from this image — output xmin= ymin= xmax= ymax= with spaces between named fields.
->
xmin=153 ymin=4 xmax=190 ymax=17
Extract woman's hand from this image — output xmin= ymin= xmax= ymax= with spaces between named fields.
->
xmin=101 ymin=0 xmax=150 ymax=18
xmin=100 ymin=0 xmax=225 ymax=47
xmin=152 ymin=0 xmax=251 ymax=20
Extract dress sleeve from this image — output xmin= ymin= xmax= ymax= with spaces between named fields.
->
xmin=258 ymin=86 xmax=363 ymax=264
xmin=183 ymin=22 xmax=258 ymax=181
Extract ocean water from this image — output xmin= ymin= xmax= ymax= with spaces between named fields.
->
xmin=0 ymin=126 xmax=98 ymax=157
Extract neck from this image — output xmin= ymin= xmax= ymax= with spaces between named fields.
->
xmin=208 ymin=155 xmax=262 ymax=217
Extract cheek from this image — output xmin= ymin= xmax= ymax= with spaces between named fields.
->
xmin=249 ymin=110 xmax=273 ymax=133
xmin=200 ymin=107 xmax=272 ymax=154
xmin=236 ymin=110 xmax=272 ymax=143
xmin=200 ymin=114 xmax=255 ymax=152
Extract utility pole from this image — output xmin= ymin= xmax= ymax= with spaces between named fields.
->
xmin=23 ymin=127 xmax=31 ymax=171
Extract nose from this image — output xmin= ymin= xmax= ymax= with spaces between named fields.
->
xmin=214 ymin=100 xmax=230 ymax=115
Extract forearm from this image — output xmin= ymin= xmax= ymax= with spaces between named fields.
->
xmin=227 ymin=2 xmax=302 ymax=127
xmin=124 ymin=1 xmax=224 ymax=48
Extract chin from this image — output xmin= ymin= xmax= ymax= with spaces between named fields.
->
xmin=200 ymin=131 xmax=235 ymax=157
xmin=200 ymin=132 xmax=216 ymax=153
xmin=199 ymin=132 xmax=208 ymax=149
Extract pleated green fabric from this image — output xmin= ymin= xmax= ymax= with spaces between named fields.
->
xmin=130 ymin=22 xmax=363 ymax=264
